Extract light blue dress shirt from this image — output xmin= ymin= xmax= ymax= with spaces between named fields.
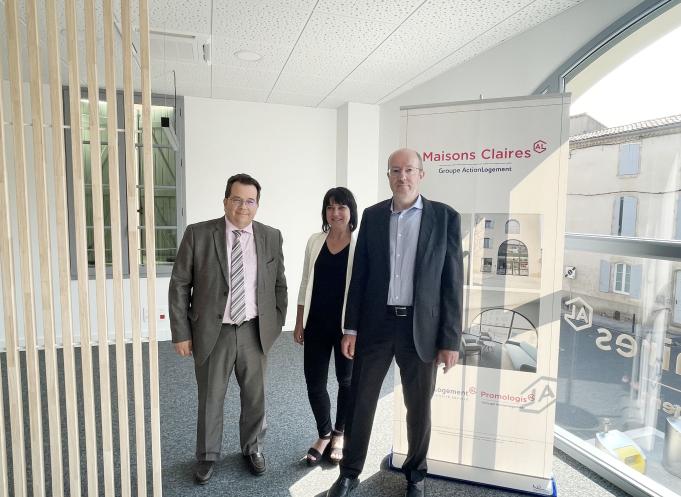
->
xmin=388 ymin=195 xmax=423 ymax=306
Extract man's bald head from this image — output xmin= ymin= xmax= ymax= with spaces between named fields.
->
xmin=387 ymin=148 xmax=423 ymax=170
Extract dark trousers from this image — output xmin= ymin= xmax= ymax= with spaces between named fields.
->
xmin=303 ymin=330 xmax=353 ymax=437
xmin=194 ymin=320 xmax=266 ymax=460
xmin=340 ymin=311 xmax=437 ymax=483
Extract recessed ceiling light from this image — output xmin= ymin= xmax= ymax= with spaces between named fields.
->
xmin=234 ymin=50 xmax=262 ymax=62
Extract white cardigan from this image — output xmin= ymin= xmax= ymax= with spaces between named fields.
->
xmin=297 ymin=231 xmax=356 ymax=329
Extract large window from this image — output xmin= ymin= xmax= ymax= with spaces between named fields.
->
xmin=65 ymin=90 xmax=184 ymax=277
xmin=552 ymin=2 xmax=681 ymax=496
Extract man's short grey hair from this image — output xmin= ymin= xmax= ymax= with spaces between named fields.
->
xmin=387 ymin=148 xmax=423 ymax=170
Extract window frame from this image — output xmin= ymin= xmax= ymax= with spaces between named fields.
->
xmin=481 ymin=257 xmax=493 ymax=272
xmin=505 ymin=219 xmax=520 ymax=234
xmin=63 ymin=87 xmax=185 ymax=279
xmin=673 ymin=270 xmax=681 ymax=326
xmin=613 ymin=262 xmax=632 ymax=294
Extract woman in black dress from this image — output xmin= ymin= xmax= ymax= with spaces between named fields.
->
xmin=294 ymin=187 xmax=358 ymax=465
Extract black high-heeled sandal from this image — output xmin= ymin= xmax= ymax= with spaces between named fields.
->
xmin=328 ymin=429 xmax=344 ymax=464
xmin=305 ymin=433 xmax=331 ymax=466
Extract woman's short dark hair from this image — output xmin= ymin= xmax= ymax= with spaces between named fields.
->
xmin=225 ymin=173 xmax=261 ymax=202
xmin=321 ymin=187 xmax=358 ymax=233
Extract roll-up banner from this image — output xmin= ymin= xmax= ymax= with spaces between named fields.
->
xmin=392 ymin=94 xmax=571 ymax=495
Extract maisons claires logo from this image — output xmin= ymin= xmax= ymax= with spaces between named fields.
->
xmin=421 ymin=139 xmax=549 ymax=163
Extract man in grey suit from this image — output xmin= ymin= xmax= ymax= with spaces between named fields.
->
xmin=169 ymin=173 xmax=287 ymax=484
xmin=327 ymin=148 xmax=463 ymax=497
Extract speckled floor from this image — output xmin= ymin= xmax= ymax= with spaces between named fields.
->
xmin=158 ymin=334 xmax=633 ymax=497
xmin=0 ymin=335 xmax=634 ymax=496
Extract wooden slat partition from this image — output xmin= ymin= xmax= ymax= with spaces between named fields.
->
xmin=121 ymin=0 xmax=149 ymax=494
xmin=138 ymin=0 xmax=163 ymax=493
xmin=1 ymin=1 xmax=162 ymax=495
xmin=25 ymin=0 xmax=64 ymax=494
xmin=0 ymin=22 xmax=27 ymax=497
xmin=44 ymin=0 xmax=83 ymax=493
xmin=4 ymin=0 xmax=46 ymax=495
xmin=64 ymin=0 xmax=100 ymax=494
xmin=0 ymin=362 xmax=7 ymax=497
xmin=83 ymin=2 xmax=116 ymax=495
xmin=103 ymin=0 xmax=133 ymax=495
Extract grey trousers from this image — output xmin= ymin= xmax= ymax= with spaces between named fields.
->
xmin=195 ymin=319 xmax=267 ymax=461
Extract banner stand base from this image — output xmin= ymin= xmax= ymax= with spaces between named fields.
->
xmin=390 ymin=451 xmax=558 ymax=496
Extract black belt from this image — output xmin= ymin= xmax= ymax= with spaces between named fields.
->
xmin=223 ymin=317 xmax=258 ymax=327
xmin=386 ymin=305 xmax=412 ymax=317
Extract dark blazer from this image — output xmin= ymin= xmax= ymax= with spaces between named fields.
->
xmin=168 ymin=217 xmax=288 ymax=366
xmin=343 ymin=196 xmax=463 ymax=362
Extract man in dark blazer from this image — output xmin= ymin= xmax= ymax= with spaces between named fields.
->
xmin=169 ymin=173 xmax=287 ymax=484
xmin=327 ymin=148 xmax=463 ymax=497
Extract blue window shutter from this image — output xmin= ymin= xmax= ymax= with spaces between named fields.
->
xmin=599 ymin=260 xmax=611 ymax=292
xmin=620 ymin=196 xmax=637 ymax=237
xmin=612 ymin=197 xmax=621 ymax=235
xmin=618 ymin=143 xmax=640 ymax=175
xmin=630 ymin=265 xmax=642 ymax=299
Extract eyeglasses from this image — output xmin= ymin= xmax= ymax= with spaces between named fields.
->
xmin=228 ymin=197 xmax=258 ymax=208
xmin=388 ymin=167 xmax=422 ymax=177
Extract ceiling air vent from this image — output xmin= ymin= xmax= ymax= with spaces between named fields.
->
xmin=149 ymin=30 xmax=204 ymax=63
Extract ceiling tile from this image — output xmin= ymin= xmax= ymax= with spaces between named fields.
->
xmin=408 ymin=0 xmax=532 ymax=33
xmin=273 ymin=71 xmax=338 ymax=96
xmin=148 ymin=0 xmax=211 ymax=34
xmin=280 ymin=47 xmax=364 ymax=79
xmin=211 ymin=64 xmax=280 ymax=90
xmin=267 ymin=90 xmax=323 ymax=107
xmin=212 ymin=1 xmax=311 ymax=47
xmin=316 ymin=0 xmax=422 ymax=24
xmin=324 ymin=78 xmax=396 ymax=104
xmin=22 ymin=0 xmax=588 ymax=106
xmin=295 ymin=11 xmax=394 ymax=55
xmin=345 ymin=58 xmax=423 ymax=85
xmin=375 ymin=0 xmax=586 ymax=103
xmin=211 ymin=85 xmax=269 ymax=103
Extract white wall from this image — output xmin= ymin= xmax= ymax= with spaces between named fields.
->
xmin=336 ymin=102 xmax=381 ymax=213
xmin=183 ymin=97 xmax=338 ymax=330
xmin=378 ymin=0 xmax=645 ymax=199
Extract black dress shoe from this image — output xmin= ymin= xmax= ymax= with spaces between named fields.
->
xmin=194 ymin=460 xmax=214 ymax=485
xmin=326 ymin=475 xmax=359 ymax=497
xmin=244 ymin=452 xmax=266 ymax=475
xmin=405 ymin=479 xmax=425 ymax=497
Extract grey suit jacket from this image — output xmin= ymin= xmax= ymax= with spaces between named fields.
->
xmin=168 ymin=216 xmax=288 ymax=366
xmin=344 ymin=197 xmax=463 ymax=362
